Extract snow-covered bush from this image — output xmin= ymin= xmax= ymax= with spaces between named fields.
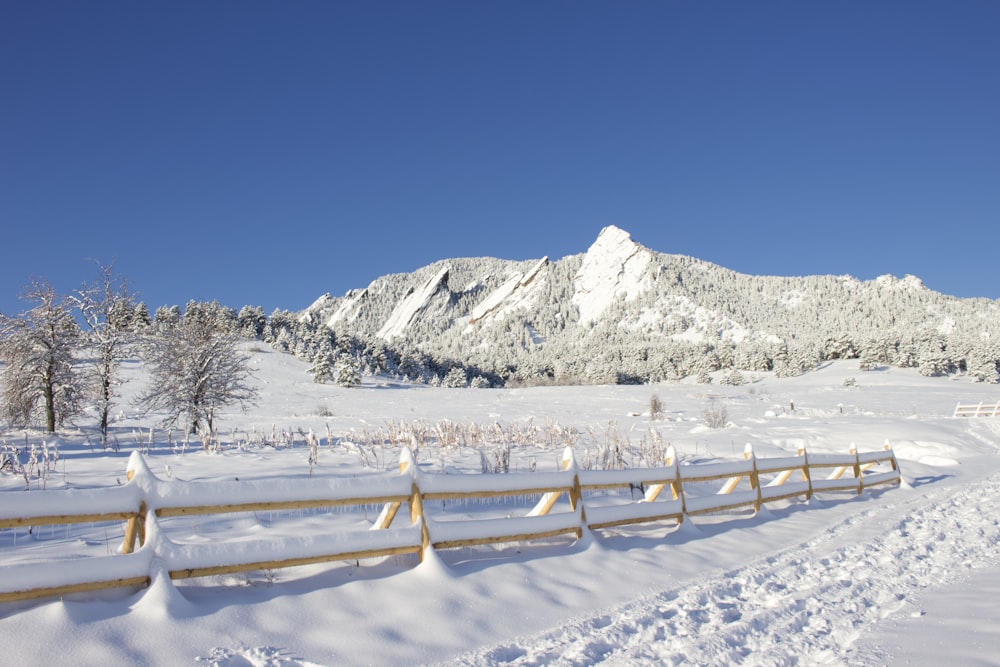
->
xmin=702 ymin=400 xmax=729 ymax=429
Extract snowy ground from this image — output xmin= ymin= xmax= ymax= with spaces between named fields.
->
xmin=2 ymin=349 xmax=999 ymax=666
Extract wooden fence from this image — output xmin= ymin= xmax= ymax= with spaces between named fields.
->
xmin=0 ymin=443 xmax=900 ymax=604
xmin=953 ymin=401 xmax=1000 ymax=418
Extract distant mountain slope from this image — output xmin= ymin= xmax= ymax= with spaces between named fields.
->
xmin=294 ymin=226 xmax=999 ymax=385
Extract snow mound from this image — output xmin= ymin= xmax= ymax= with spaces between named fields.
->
xmin=196 ymin=646 xmax=325 ymax=666
xmin=891 ymin=440 xmax=961 ymax=467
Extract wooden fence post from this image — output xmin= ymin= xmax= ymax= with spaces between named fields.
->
xmin=409 ymin=480 xmax=431 ymax=562
xmin=121 ymin=454 xmax=148 ymax=554
xmin=373 ymin=448 xmax=414 ymax=530
xmin=745 ymin=444 xmax=763 ymax=512
xmin=850 ymin=443 xmax=863 ymax=495
xmin=528 ymin=447 xmax=574 ymax=517
xmin=884 ymin=440 xmax=898 ymax=472
xmin=563 ymin=450 xmax=587 ymax=538
xmin=800 ymin=447 xmax=813 ymax=501
xmin=668 ymin=446 xmax=687 ymax=523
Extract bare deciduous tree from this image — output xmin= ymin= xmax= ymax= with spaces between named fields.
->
xmin=72 ymin=261 xmax=136 ymax=446
xmin=137 ymin=319 xmax=258 ymax=434
xmin=0 ymin=280 xmax=83 ymax=431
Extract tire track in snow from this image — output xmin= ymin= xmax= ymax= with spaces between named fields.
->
xmin=439 ymin=475 xmax=1000 ymax=666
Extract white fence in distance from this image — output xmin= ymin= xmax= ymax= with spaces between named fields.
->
xmin=953 ymin=401 xmax=1000 ymax=418
xmin=0 ymin=442 xmax=901 ymax=604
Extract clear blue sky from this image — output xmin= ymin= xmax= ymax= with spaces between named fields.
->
xmin=2 ymin=1 xmax=998 ymax=317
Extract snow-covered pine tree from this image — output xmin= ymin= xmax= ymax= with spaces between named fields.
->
xmin=310 ymin=354 xmax=336 ymax=384
xmin=131 ymin=302 xmax=152 ymax=330
xmin=443 ymin=366 xmax=467 ymax=388
xmin=154 ymin=304 xmax=181 ymax=328
xmin=237 ymin=305 xmax=267 ymax=340
xmin=334 ymin=354 xmax=362 ymax=387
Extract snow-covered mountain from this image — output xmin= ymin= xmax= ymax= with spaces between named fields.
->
xmin=295 ymin=226 xmax=1000 ymax=385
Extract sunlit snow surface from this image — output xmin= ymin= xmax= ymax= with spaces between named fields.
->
xmin=2 ymin=349 xmax=999 ymax=666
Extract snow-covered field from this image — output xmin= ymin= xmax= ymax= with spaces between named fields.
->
xmin=2 ymin=348 xmax=999 ymax=666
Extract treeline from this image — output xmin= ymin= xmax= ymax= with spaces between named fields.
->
xmin=0 ymin=267 xmax=257 ymax=440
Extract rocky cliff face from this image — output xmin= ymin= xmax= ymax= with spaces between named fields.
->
xmin=572 ymin=226 xmax=653 ymax=326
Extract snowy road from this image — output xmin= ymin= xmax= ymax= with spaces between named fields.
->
xmin=442 ymin=472 xmax=1000 ymax=666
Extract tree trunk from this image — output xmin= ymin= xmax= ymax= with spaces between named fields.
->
xmin=43 ymin=380 xmax=55 ymax=433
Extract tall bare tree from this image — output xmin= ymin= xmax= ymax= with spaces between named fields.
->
xmin=137 ymin=318 xmax=258 ymax=434
xmin=0 ymin=280 xmax=83 ymax=431
xmin=72 ymin=261 xmax=136 ymax=446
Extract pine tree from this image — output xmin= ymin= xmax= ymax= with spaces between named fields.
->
xmin=334 ymin=354 xmax=361 ymax=387
xmin=720 ymin=368 xmax=746 ymax=386
xmin=310 ymin=353 xmax=336 ymax=384
xmin=154 ymin=304 xmax=181 ymax=328
xmin=131 ymin=302 xmax=152 ymax=330
xmin=237 ymin=305 xmax=267 ymax=340
xmin=443 ymin=367 xmax=467 ymax=388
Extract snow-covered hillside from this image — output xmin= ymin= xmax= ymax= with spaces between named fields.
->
xmin=2 ymin=348 xmax=999 ymax=665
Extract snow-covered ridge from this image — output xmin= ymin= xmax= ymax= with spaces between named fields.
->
xmin=377 ymin=266 xmax=451 ymax=340
xmin=572 ymin=225 xmax=652 ymax=325
xmin=876 ymin=274 xmax=926 ymax=291
xmin=468 ymin=257 xmax=549 ymax=326
xmin=324 ymin=288 xmax=368 ymax=328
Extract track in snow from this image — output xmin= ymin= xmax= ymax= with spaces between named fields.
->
xmin=440 ymin=474 xmax=1000 ymax=666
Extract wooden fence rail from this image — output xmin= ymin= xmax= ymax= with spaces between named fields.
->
xmin=0 ymin=442 xmax=900 ymax=604
xmin=954 ymin=401 xmax=1000 ymax=418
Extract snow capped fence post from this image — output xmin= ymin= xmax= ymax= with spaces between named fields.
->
xmin=398 ymin=447 xmax=432 ymax=562
xmin=563 ymin=448 xmax=587 ymax=538
xmin=643 ymin=446 xmax=687 ymax=523
xmin=122 ymin=451 xmax=153 ymax=554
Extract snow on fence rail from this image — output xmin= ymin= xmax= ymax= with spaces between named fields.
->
xmin=953 ymin=401 xmax=1000 ymax=417
xmin=0 ymin=443 xmax=900 ymax=604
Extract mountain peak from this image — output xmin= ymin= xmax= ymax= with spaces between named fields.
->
xmin=573 ymin=226 xmax=654 ymax=325
xmin=593 ymin=224 xmax=634 ymax=246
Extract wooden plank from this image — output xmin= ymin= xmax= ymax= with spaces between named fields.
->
xmin=686 ymin=497 xmax=758 ymax=516
xmin=718 ymin=475 xmax=745 ymax=495
xmin=0 ymin=511 xmax=136 ymax=529
xmin=372 ymin=501 xmax=403 ymax=530
xmin=588 ymin=511 xmax=683 ymax=531
xmin=0 ymin=576 xmax=150 ymax=603
xmin=154 ymin=495 xmax=411 ymax=518
xmin=168 ymin=544 xmax=422 ymax=580
xmin=431 ymin=526 xmax=582 ymax=551
xmin=421 ymin=486 xmax=568 ymax=502
xmin=580 ymin=479 xmax=675 ymax=492
xmin=121 ymin=502 xmax=146 ymax=554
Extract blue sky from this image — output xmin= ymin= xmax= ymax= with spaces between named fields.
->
xmin=2 ymin=1 xmax=998 ymax=317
